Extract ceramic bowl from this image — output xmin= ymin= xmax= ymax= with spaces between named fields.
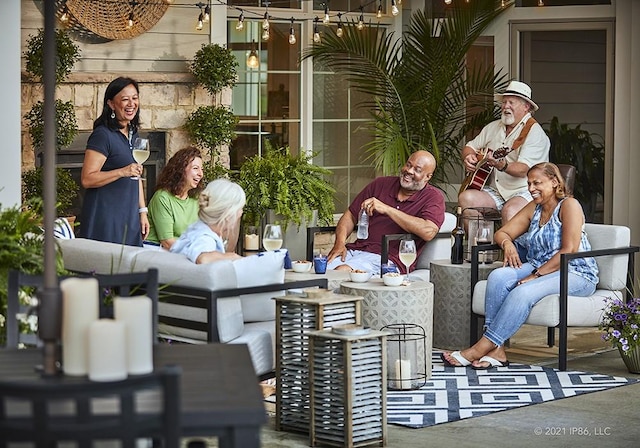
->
xmin=382 ymin=272 xmax=404 ymax=286
xmin=291 ymin=261 xmax=312 ymax=273
xmin=349 ymin=271 xmax=372 ymax=283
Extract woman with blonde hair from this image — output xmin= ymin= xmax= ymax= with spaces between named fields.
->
xmin=170 ymin=178 xmax=246 ymax=264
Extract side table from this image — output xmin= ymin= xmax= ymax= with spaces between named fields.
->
xmin=284 ymin=270 xmax=351 ymax=292
xmin=274 ymin=293 xmax=363 ymax=434
xmin=340 ymin=278 xmax=434 ymax=379
xmin=429 ymin=259 xmax=501 ymax=349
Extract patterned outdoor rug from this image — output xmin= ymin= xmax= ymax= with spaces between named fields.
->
xmin=388 ymin=352 xmax=638 ymax=428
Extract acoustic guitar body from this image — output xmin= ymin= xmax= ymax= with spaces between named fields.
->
xmin=459 ymin=147 xmax=513 ymax=194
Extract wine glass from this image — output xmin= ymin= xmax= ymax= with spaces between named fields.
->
xmin=262 ymin=224 xmax=283 ymax=251
xmin=475 ymin=221 xmax=494 ymax=264
xmin=131 ymin=138 xmax=150 ymax=180
xmin=398 ymin=239 xmax=417 ymax=276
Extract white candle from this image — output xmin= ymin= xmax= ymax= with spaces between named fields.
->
xmin=114 ymin=295 xmax=153 ymax=375
xmin=244 ymin=233 xmax=259 ymax=250
xmin=88 ymin=319 xmax=127 ymax=382
xmin=395 ymin=359 xmax=412 ymax=390
xmin=60 ymin=277 xmax=99 ymax=376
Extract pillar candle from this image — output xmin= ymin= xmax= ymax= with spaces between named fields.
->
xmin=395 ymin=359 xmax=412 ymax=390
xmin=60 ymin=277 xmax=99 ymax=376
xmin=244 ymin=233 xmax=259 ymax=250
xmin=88 ymin=319 xmax=127 ymax=382
xmin=114 ymin=295 xmax=153 ymax=375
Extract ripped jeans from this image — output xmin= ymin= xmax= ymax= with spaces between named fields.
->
xmin=483 ymin=263 xmax=596 ymax=347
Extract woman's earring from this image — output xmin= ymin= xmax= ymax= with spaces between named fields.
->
xmin=110 ymin=110 xmax=115 ymax=119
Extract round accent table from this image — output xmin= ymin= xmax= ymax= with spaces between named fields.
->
xmin=429 ymin=259 xmax=501 ymax=350
xmin=340 ymin=278 xmax=434 ymax=379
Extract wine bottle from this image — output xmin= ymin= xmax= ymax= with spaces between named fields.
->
xmin=451 ymin=206 xmax=465 ymax=264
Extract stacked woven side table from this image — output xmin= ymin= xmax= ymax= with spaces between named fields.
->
xmin=308 ymin=328 xmax=389 ymax=448
xmin=274 ymin=292 xmax=363 ymax=434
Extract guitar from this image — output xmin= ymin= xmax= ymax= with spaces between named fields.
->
xmin=459 ymin=146 xmax=514 ymax=193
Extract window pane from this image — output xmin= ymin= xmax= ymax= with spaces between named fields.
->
xmin=313 ymin=122 xmax=349 ymax=166
xmin=313 ymin=72 xmax=349 ymax=119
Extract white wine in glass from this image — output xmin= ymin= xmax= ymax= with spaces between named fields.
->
xmin=399 ymin=239 xmax=417 ymax=276
xmin=263 ymin=224 xmax=283 ymax=251
xmin=131 ymin=137 xmax=150 ymax=180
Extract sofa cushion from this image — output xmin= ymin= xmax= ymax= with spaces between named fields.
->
xmin=57 ymin=238 xmax=147 ymax=274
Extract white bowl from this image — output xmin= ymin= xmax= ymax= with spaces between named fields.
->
xmin=382 ymin=273 xmax=404 ymax=286
xmin=349 ymin=271 xmax=372 ymax=283
xmin=292 ymin=261 xmax=312 ymax=273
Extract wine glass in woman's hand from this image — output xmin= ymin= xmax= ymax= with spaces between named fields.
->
xmin=131 ymin=138 xmax=150 ymax=180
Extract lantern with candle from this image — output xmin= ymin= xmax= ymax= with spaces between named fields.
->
xmin=382 ymin=323 xmax=427 ymax=390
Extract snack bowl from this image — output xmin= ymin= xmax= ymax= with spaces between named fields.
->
xmin=291 ymin=260 xmax=313 ymax=273
xmin=382 ymin=272 xmax=404 ymax=286
xmin=349 ymin=270 xmax=372 ymax=283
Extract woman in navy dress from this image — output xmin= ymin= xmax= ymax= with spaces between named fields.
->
xmin=79 ymin=77 xmax=149 ymax=246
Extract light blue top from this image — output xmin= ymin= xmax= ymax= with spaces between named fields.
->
xmin=524 ymin=198 xmax=599 ymax=285
xmin=170 ymin=220 xmax=225 ymax=263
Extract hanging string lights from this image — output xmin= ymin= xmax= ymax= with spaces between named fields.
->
xmin=313 ymin=16 xmax=321 ymax=43
xmin=323 ymin=2 xmax=330 ymax=24
xmin=336 ymin=13 xmax=344 ymax=38
xmin=247 ymin=39 xmax=259 ymax=69
xmin=289 ymin=17 xmax=297 ymax=45
xmin=236 ymin=10 xmax=245 ymax=31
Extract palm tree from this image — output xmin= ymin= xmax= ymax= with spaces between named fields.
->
xmin=303 ymin=0 xmax=512 ymax=184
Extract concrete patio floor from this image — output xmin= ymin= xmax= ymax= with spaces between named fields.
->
xmin=186 ymin=325 xmax=640 ymax=448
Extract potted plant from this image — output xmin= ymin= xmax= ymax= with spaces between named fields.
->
xmin=236 ymin=143 xmax=335 ymax=230
xmin=185 ymin=43 xmax=239 ymax=161
xmin=0 ymin=203 xmax=65 ymax=346
xmin=23 ymin=28 xmax=81 ymax=83
xmin=600 ymin=294 xmax=640 ymax=373
xmin=23 ymin=99 xmax=79 ymax=152
xmin=21 ymin=167 xmax=80 ymax=218
xmin=544 ymin=116 xmax=605 ymax=221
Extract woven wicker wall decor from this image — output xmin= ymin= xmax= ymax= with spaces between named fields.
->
xmin=59 ymin=0 xmax=170 ymax=41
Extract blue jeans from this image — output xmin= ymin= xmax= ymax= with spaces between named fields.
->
xmin=483 ymin=263 xmax=596 ymax=347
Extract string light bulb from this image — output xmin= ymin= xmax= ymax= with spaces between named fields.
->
xmin=336 ymin=13 xmax=343 ymax=38
xmin=196 ymin=11 xmax=204 ymax=30
xmin=247 ymin=40 xmax=259 ymax=69
xmin=203 ymin=4 xmax=210 ymax=23
xmin=128 ymin=11 xmax=134 ymax=28
xmin=262 ymin=11 xmax=270 ymax=31
xmin=323 ymin=4 xmax=330 ymax=24
xmin=357 ymin=8 xmax=365 ymax=31
xmin=391 ymin=0 xmax=399 ymax=16
xmin=313 ymin=17 xmax=321 ymax=43
xmin=538 ymin=0 xmax=544 ymax=5
xmin=377 ymin=1 xmax=383 ymax=19
xmin=501 ymin=0 xmax=506 ymax=6
xmin=289 ymin=17 xmax=296 ymax=45
xmin=236 ymin=11 xmax=244 ymax=31
xmin=445 ymin=0 xmax=452 ymax=5
xmin=60 ymin=8 xmax=70 ymax=24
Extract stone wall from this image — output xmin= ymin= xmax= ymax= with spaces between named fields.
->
xmin=21 ymin=71 xmax=231 ymax=171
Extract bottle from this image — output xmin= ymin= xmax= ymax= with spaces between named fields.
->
xmin=357 ymin=208 xmax=369 ymax=239
xmin=451 ymin=206 xmax=465 ymax=264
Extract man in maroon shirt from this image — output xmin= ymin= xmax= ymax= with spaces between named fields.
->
xmin=326 ymin=150 xmax=445 ymax=273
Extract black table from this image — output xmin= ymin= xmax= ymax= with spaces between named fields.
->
xmin=0 ymin=344 xmax=266 ymax=448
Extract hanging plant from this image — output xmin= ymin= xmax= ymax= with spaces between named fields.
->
xmin=190 ymin=43 xmax=238 ymax=95
xmin=183 ymin=105 xmax=239 ymax=156
xmin=24 ymin=99 xmax=79 ymax=151
xmin=23 ymin=28 xmax=81 ymax=83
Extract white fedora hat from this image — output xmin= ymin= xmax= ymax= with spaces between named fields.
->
xmin=495 ymin=80 xmax=539 ymax=111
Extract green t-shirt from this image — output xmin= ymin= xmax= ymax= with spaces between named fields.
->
xmin=146 ymin=189 xmax=199 ymax=244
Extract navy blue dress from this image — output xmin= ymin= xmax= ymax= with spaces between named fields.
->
xmin=79 ymin=125 xmax=142 ymax=247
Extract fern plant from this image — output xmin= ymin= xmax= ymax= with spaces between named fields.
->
xmin=237 ymin=143 xmax=335 ymax=229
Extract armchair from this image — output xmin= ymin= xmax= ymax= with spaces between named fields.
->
xmin=470 ymin=224 xmax=639 ymax=371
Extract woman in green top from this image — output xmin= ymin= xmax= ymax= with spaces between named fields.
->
xmin=146 ymin=147 xmax=204 ymax=249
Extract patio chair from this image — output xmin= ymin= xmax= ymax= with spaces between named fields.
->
xmin=0 ymin=364 xmax=181 ymax=448
xmin=470 ymin=223 xmax=639 ymax=371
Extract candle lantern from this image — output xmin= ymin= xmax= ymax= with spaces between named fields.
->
xmin=382 ymin=323 xmax=426 ymax=390
xmin=463 ymin=207 xmax=501 ymax=263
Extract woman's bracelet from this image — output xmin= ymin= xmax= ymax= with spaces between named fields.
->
xmin=139 ymin=207 xmax=148 ymax=214
xmin=500 ymin=239 xmax=512 ymax=250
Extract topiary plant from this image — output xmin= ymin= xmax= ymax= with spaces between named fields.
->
xmin=183 ymin=105 xmax=239 ymax=156
xmin=21 ymin=167 xmax=79 ymax=217
xmin=23 ymin=28 xmax=81 ymax=83
xmin=190 ymin=43 xmax=238 ymax=96
xmin=24 ymin=99 xmax=79 ymax=151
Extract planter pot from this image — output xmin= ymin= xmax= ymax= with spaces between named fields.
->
xmin=618 ymin=346 xmax=640 ymax=374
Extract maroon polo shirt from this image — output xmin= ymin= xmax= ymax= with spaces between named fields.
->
xmin=346 ymin=176 xmax=445 ymax=269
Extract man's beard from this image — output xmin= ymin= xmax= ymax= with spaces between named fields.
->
xmin=501 ymin=112 xmax=515 ymax=126
xmin=400 ymin=173 xmax=426 ymax=191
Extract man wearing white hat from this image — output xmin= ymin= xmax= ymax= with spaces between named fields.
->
xmin=458 ymin=80 xmax=550 ymax=223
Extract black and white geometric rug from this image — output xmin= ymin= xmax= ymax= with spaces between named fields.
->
xmin=387 ymin=352 xmax=638 ymax=428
